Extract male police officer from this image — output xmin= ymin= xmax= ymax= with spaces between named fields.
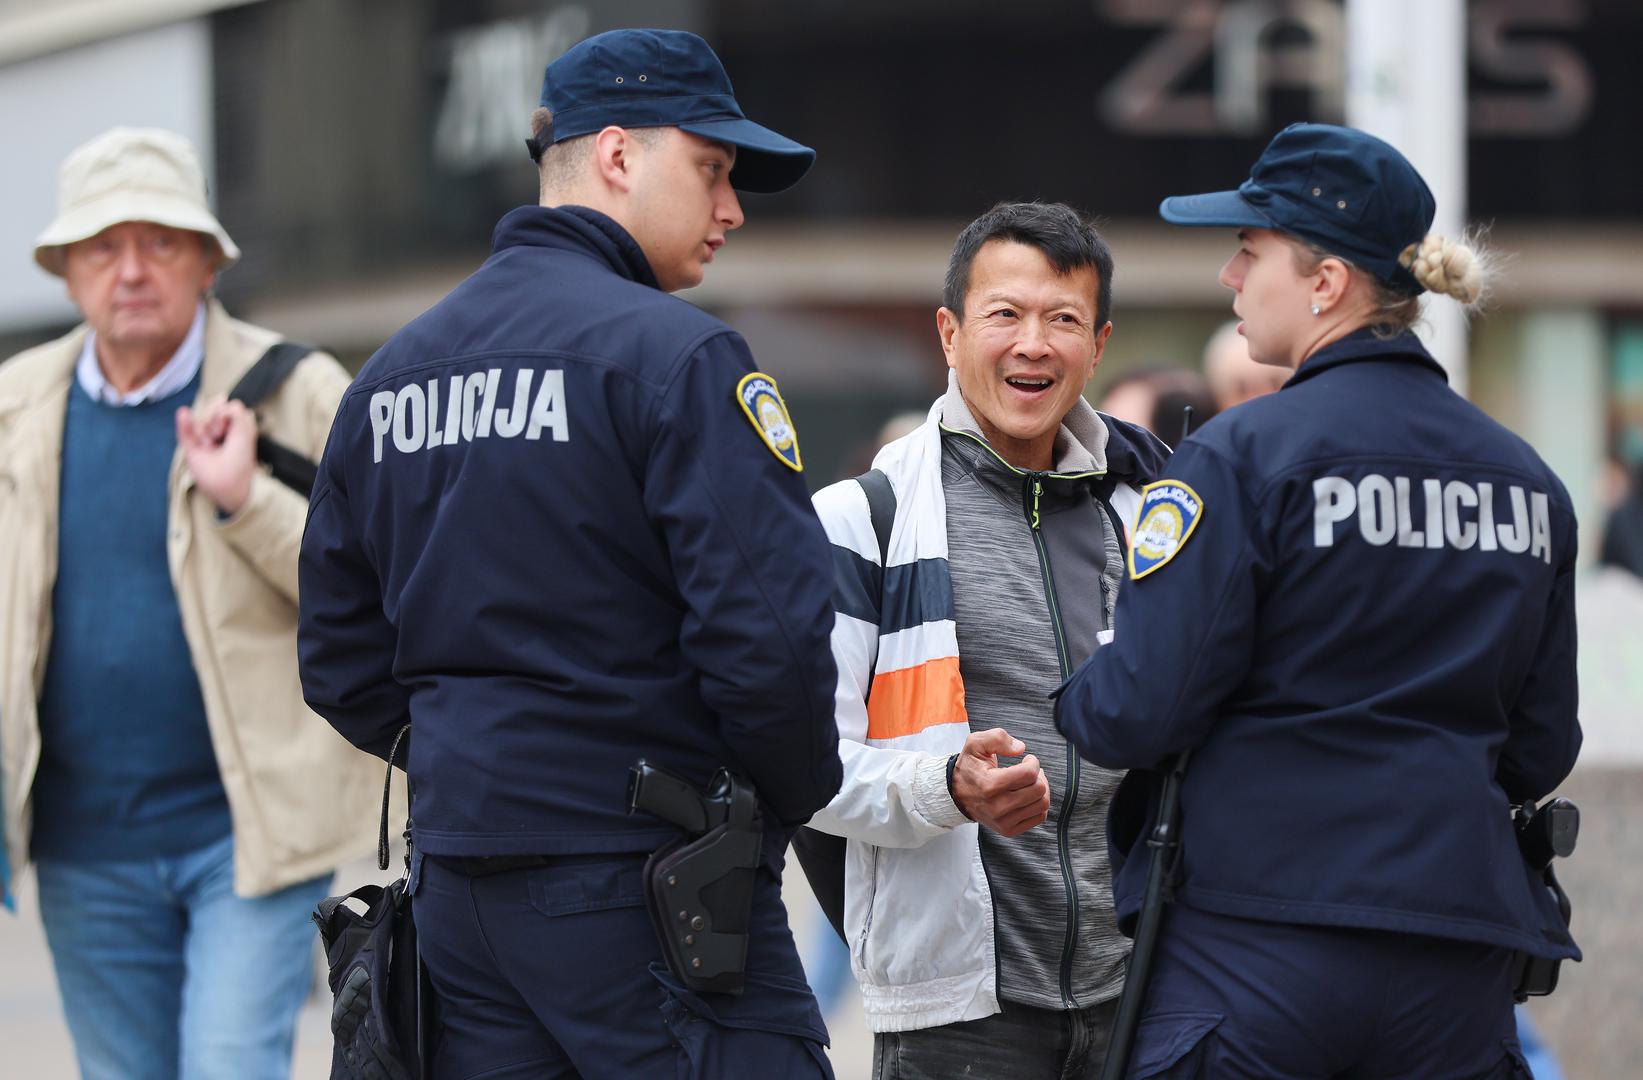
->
xmin=298 ymin=29 xmax=843 ymax=1079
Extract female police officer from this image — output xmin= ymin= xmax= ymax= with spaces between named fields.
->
xmin=1055 ymin=123 xmax=1580 ymax=1078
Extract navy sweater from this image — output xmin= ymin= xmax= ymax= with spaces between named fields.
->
xmin=33 ymin=373 xmax=231 ymax=861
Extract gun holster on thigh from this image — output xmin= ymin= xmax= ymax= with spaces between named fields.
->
xmin=1510 ymin=797 xmax=1579 ymax=1002
xmin=629 ymin=763 xmax=763 ymax=996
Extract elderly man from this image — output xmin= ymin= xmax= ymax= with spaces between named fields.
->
xmin=806 ymin=202 xmax=1170 ymax=1078
xmin=0 ymin=127 xmax=380 ymax=1080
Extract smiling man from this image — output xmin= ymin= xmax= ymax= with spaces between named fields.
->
xmin=297 ymin=28 xmax=842 ymax=1080
xmin=805 ymin=202 xmax=1170 ymax=1078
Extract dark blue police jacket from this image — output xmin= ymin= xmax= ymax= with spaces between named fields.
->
xmin=298 ymin=205 xmax=843 ymax=858
xmin=1056 ymin=329 xmax=1581 ymax=962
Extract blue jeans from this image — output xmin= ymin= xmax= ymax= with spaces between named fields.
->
xmin=873 ymin=997 xmax=1119 ymax=1080
xmin=34 ymin=833 xmax=332 ymax=1080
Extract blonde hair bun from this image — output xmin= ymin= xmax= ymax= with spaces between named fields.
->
xmin=1399 ymin=234 xmax=1483 ymax=305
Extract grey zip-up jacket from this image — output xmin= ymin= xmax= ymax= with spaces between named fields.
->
xmin=943 ymin=384 xmax=1131 ymax=1010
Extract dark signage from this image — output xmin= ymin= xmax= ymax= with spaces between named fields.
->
xmin=714 ymin=0 xmax=1641 ymax=220
xmin=210 ymin=0 xmax=1641 ymax=298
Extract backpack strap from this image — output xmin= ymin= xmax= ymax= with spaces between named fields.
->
xmin=791 ymin=468 xmax=900 ymax=948
xmin=227 ymin=341 xmax=322 ymax=498
xmin=254 ymin=437 xmax=320 ymax=500
xmin=855 ymin=468 xmax=895 ymax=578
xmin=854 ymin=467 xmax=896 ymax=697
xmin=229 ymin=341 xmax=313 ymax=408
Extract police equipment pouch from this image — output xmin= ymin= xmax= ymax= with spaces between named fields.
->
xmin=628 ymin=760 xmax=762 ymax=995
xmin=312 ymin=725 xmax=427 ymax=1079
xmin=1510 ymin=797 xmax=1579 ymax=1002
xmin=227 ymin=341 xmax=322 ymax=498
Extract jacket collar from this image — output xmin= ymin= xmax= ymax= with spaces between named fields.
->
xmin=934 ymin=371 xmax=1170 ymax=489
xmin=938 ymin=371 xmax=1108 ymax=477
xmin=490 ymin=204 xmax=660 ymax=290
xmin=197 ymin=299 xmax=247 ymax=403
xmin=1287 ymin=326 xmax=1447 ymax=388
xmin=2 ymin=298 xmax=241 ymax=414
xmin=76 ymin=302 xmax=206 ymax=406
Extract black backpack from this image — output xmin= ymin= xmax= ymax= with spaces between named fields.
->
xmin=791 ymin=468 xmax=895 ymax=945
xmin=226 ymin=341 xmax=323 ymax=498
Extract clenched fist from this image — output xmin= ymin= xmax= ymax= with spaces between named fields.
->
xmin=176 ymin=397 xmax=258 ymax=516
xmin=950 ymin=727 xmax=1051 ymax=837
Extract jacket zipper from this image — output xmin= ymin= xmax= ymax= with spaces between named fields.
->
xmin=939 ymin=424 xmax=1102 ymax=1010
xmin=1022 ymin=472 xmax=1082 ymax=1011
xmin=857 ymin=842 xmax=880 ymax=971
xmin=1096 ymin=489 xmax=1129 ymax=630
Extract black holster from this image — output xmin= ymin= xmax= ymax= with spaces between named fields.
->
xmin=1510 ymin=797 xmax=1579 ymax=1002
xmin=630 ymin=762 xmax=763 ymax=995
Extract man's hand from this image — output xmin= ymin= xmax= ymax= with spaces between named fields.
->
xmin=176 ymin=397 xmax=258 ymax=516
xmin=950 ymin=727 xmax=1051 ymax=837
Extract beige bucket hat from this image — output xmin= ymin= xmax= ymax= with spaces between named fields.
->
xmin=33 ymin=127 xmax=240 ymax=277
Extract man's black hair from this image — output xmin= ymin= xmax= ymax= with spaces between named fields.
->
xmin=942 ymin=201 xmax=1114 ymax=327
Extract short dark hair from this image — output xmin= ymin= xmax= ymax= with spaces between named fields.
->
xmin=942 ymin=201 xmax=1114 ymax=326
xmin=528 ymin=107 xmax=662 ymax=194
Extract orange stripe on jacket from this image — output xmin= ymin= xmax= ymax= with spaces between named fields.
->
xmin=865 ymin=657 xmax=968 ymax=741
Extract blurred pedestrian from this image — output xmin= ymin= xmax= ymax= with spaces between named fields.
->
xmin=1096 ymin=365 xmax=1216 ymax=448
xmin=1600 ymin=460 xmax=1643 ymax=578
xmin=0 ymin=127 xmax=380 ymax=1080
xmin=1202 ymin=317 xmax=1288 ymax=411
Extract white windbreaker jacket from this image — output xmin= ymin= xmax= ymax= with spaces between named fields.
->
xmin=808 ymin=393 xmax=1146 ymax=1033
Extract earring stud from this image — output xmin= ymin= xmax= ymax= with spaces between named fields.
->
xmin=1311 ymin=304 xmax=1322 ymax=316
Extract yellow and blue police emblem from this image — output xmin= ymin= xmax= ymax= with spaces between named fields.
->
xmin=735 ymin=372 xmax=802 ymax=472
xmin=1128 ymin=480 xmax=1204 ymax=579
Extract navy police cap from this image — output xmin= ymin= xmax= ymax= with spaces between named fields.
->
xmin=1159 ymin=123 xmax=1436 ymax=294
xmin=536 ymin=28 xmax=815 ymax=194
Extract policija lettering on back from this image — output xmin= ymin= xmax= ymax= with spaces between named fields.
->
xmin=369 ymin=367 xmax=567 ymax=460
xmin=1314 ymin=474 xmax=1552 ymax=563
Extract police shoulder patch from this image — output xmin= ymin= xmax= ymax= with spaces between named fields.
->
xmin=1128 ymin=480 xmax=1204 ymax=580
xmin=735 ymin=372 xmax=802 ymax=472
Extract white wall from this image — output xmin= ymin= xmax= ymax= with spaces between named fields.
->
xmin=0 ymin=19 xmax=212 ymax=334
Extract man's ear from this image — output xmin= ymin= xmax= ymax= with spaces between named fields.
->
xmin=936 ymin=307 xmax=961 ymax=370
xmin=1083 ymin=322 xmax=1113 ymax=386
xmin=593 ymin=126 xmax=638 ymax=194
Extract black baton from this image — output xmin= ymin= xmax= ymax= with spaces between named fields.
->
xmin=1102 ymin=404 xmax=1198 ymax=1080
xmin=1100 ymin=749 xmax=1192 ymax=1080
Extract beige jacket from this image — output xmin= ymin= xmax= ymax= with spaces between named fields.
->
xmin=0 ymin=300 xmax=383 ymax=898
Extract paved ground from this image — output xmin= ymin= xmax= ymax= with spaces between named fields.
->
xmin=0 ymin=858 xmax=872 ymax=1079
xmin=8 ymin=767 xmax=1622 ymax=1080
